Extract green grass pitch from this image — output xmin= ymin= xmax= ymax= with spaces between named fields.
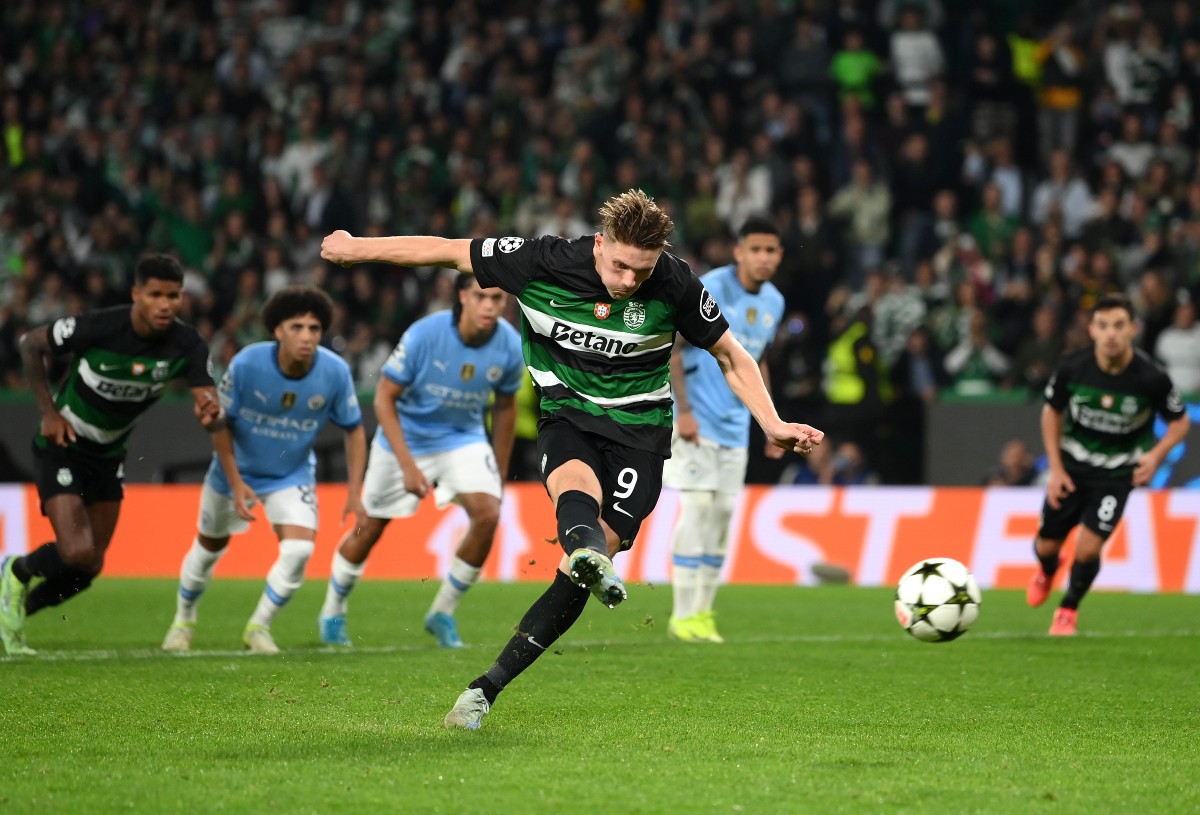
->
xmin=2 ymin=578 xmax=1198 ymax=814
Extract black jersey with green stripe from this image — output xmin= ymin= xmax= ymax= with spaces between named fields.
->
xmin=470 ymin=235 xmax=730 ymax=455
xmin=1044 ymin=347 xmax=1186 ymax=478
xmin=37 ymin=306 xmax=214 ymax=458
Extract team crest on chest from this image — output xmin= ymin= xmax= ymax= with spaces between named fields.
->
xmin=594 ymin=303 xmax=611 ymax=320
xmin=281 ymin=392 xmax=297 ymax=409
xmin=460 ymin=363 xmax=475 ymax=381
xmin=308 ymin=394 xmax=325 ymax=410
xmin=152 ymin=361 xmax=170 ymax=380
xmin=622 ymin=300 xmax=646 ymax=330
xmin=486 ymin=365 xmax=503 ymax=383
xmin=746 ymin=307 xmax=757 ymax=325
xmin=132 ymin=362 xmax=146 ymax=375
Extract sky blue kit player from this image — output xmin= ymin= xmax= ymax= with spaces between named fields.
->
xmin=320 ymin=275 xmax=524 ymax=649
xmin=163 ymin=286 xmax=367 ymax=654
xmin=678 ymin=265 xmax=786 ymax=449
xmin=665 ymin=216 xmax=787 ymax=644
xmin=377 ymin=310 xmax=523 ymax=459
xmin=208 ymin=343 xmax=363 ymax=495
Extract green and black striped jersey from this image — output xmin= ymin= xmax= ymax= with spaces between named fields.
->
xmin=1044 ymin=347 xmax=1186 ymax=478
xmin=470 ymin=235 xmax=730 ymax=455
xmin=37 ymin=306 xmax=214 ymax=458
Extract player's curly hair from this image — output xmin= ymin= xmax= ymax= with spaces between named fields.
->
xmin=261 ymin=285 xmax=334 ymax=333
xmin=598 ymin=189 xmax=673 ymax=250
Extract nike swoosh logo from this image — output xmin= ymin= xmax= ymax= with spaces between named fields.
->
xmin=549 ymin=299 xmax=569 ymax=308
xmin=612 ymin=502 xmax=633 ymax=518
xmin=98 ymin=363 xmax=122 ymax=371
xmin=564 ymin=524 xmax=589 ymax=539
xmin=527 ymin=635 xmax=546 ymax=650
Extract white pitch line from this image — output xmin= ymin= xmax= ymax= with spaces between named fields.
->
xmin=4 ymin=628 xmax=1200 ymax=663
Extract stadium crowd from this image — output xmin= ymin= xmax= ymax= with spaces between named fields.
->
xmin=1 ymin=0 xmax=1199 ymax=484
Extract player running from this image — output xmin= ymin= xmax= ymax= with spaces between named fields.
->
xmin=1027 ymin=293 xmax=1189 ymax=635
xmin=663 ymin=215 xmax=786 ymax=643
xmin=161 ymin=285 xmax=367 ymax=654
xmin=320 ymin=189 xmax=823 ymax=730
xmin=317 ymin=274 xmax=523 ymax=648
xmin=0 ymin=255 xmax=220 ymax=656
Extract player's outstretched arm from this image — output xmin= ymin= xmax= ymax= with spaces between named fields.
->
xmin=18 ymin=325 xmax=75 ymax=446
xmin=320 ymin=230 xmax=474 ymax=273
xmin=707 ymin=329 xmax=824 ymax=455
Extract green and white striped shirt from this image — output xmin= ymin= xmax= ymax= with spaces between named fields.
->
xmin=471 ymin=235 xmax=729 ymax=455
xmin=38 ymin=306 xmax=214 ymax=458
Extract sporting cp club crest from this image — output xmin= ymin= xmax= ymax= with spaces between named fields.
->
xmin=594 ymin=303 xmax=611 ymax=320
xmin=460 ymin=364 xmax=475 ymax=381
xmin=281 ymin=392 xmax=297 ymax=409
xmin=622 ymin=300 xmax=646 ymax=330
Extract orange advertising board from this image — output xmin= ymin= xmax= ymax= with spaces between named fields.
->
xmin=2 ymin=484 xmax=1199 ymax=592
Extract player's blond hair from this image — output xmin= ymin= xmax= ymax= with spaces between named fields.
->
xmin=598 ymin=189 xmax=673 ymax=250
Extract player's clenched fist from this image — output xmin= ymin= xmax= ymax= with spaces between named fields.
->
xmin=320 ymin=230 xmax=357 ymax=267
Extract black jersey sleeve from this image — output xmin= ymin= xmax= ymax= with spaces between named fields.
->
xmin=674 ymin=264 xmax=730 ymax=351
xmin=1043 ymin=356 xmax=1075 ymax=411
xmin=181 ymin=334 xmax=216 ymax=388
xmin=46 ymin=312 xmax=97 ymax=357
xmin=1154 ymin=370 xmax=1188 ymax=422
xmin=470 ymin=236 xmax=555 ymax=294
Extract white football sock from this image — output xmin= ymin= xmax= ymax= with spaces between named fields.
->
xmin=671 ymin=491 xmax=713 ymax=619
xmin=321 ymin=550 xmax=366 ymax=617
xmin=249 ymin=538 xmax=314 ymax=628
xmin=175 ymin=538 xmax=224 ymax=624
xmin=428 ymin=557 xmax=483 ymax=617
xmin=695 ymin=491 xmax=736 ymax=615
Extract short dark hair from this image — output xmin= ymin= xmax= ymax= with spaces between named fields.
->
xmin=134 ymin=254 xmax=183 ymax=286
xmin=737 ymin=215 xmax=780 ymax=240
xmin=261 ymin=285 xmax=334 ymax=333
xmin=598 ymin=189 xmax=673 ymax=250
xmin=452 ymin=272 xmax=477 ymax=322
xmin=1091 ymin=293 xmax=1136 ymax=320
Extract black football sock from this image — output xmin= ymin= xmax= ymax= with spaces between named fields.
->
xmin=470 ymin=571 xmax=590 ymax=704
xmin=555 ymin=490 xmax=606 ymax=557
xmin=1060 ymin=557 xmax=1101 ymax=610
xmin=26 ymin=569 xmax=95 ymax=615
xmin=13 ymin=542 xmax=68 ymax=583
xmin=1034 ymin=542 xmax=1059 ymax=579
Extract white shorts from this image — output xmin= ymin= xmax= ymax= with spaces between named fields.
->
xmin=198 ymin=480 xmax=319 ymax=537
xmin=662 ymin=432 xmax=748 ymax=494
xmin=362 ymin=438 xmax=502 ymax=518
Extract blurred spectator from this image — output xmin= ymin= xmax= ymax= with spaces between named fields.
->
xmin=982 ymin=438 xmax=1039 ymax=486
xmin=1006 ymin=303 xmax=1065 ymax=393
xmin=1155 ymin=297 xmax=1200 ymax=395
xmin=943 ymin=310 xmax=1010 ymax=395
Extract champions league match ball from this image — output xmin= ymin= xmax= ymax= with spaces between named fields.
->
xmin=894 ymin=558 xmax=982 ymax=642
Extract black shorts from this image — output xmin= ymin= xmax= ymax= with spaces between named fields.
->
xmin=32 ymin=440 xmax=125 ymax=512
xmin=536 ymin=416 xmax=664 ymax=550
xmin=1038 ymin=472 xmax=1133 ymax=543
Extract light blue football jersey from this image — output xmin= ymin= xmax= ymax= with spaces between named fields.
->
xmin=377 ymin=311 xmax=524 ymax=457
xmin=677 ymin=265 xmax=785 ymax=448
xmin=207 ymin=343 xmax=362 ymax=495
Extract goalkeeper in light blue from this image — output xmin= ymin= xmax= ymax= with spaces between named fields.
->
xmin=318 ymin=274 xmax=522 ymax=648
xmin=662 ymin=216 xmax=786 ymax=643
xmin=162 ymin=286 xmax=367 ymax=654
